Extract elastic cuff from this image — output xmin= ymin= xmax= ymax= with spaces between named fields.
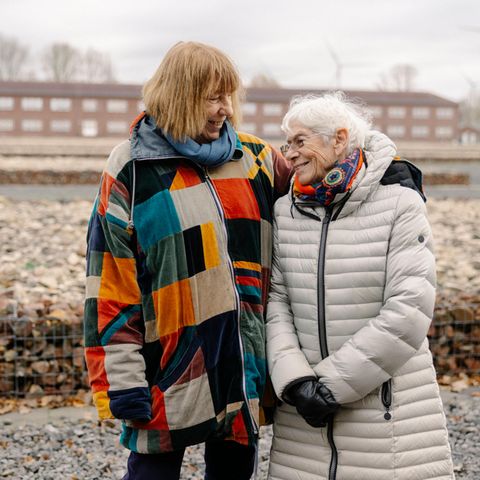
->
xmin=109 ymin=387 xmax=152 ymax=420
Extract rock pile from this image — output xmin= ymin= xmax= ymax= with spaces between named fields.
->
xmin=0 ymin=198 xmax=91 ymax=324
xmin=0 ymin=196 xmax=479 ymax=394
xmin=427 ymin=199 xmax=480 ymax=296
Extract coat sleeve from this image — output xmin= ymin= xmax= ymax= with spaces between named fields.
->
xmin=266 ymin=213 xmax=317 ymax=399
xmin=313 ymin=188 xmax=436 ymax=403
xmin=271 ymin=147 xmax=293 ymax=201
xmin=84 ymin=157 xmax=151 ymax=421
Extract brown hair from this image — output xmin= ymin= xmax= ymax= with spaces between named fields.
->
xmin=142 ymin=42 xmax=243 ymax=141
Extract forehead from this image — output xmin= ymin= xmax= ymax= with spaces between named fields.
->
xmin=207 ymin=77 xmax=236 ymax=95
xmin=285 ymin=122 xmax=313 ymax=140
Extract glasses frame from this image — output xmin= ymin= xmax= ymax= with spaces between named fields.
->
xmin=279 ymin=132 xmax=325 ymax=156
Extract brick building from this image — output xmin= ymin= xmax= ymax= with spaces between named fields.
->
xmin=244 ymin=87 xmax=460 ymax=143
xmin=0 ymin=81 xmax=142 ymax=138
xmin=0 ymin=81 xmax=460 ymax=143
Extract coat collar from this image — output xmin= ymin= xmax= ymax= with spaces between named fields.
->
xmin=130 ymin=113 xmax=184 ymax=161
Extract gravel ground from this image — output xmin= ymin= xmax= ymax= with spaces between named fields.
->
xmin=0 ymin=391 xmax=477 ymax=479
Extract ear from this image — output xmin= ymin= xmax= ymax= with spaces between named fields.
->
xmin=333 ymin=128 xmax=348 ymax=157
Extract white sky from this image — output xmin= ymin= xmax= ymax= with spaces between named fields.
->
xmin=2 ymin=0 xmax=480 ymax=101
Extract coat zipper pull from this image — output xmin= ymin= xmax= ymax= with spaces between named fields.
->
xmin=381 ymin=380 xmax=392 ymax=420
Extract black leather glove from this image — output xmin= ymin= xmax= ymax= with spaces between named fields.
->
xmin=283 ymin=379 xmax=339 ymax=428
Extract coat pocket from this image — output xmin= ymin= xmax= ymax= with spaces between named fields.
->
xmin=380 ymin=379 xmax=392 ymax=420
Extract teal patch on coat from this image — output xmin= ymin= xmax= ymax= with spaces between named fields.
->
xmin=244 ymin=353 xmax=266 ymax=399
xmin=134 ymin=190 xmax=182 ymax=250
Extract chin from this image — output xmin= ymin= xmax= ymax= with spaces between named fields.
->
xmin=206 ymin=133 xmax=220 ymax=142
xmin=297 ymin=177 xmax=309 ymax=186
xmin=298 ymin=174 xmax=315 ymax=185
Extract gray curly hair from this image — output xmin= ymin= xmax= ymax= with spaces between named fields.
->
xmin=281 ymin=91 xmax=372 ymax=155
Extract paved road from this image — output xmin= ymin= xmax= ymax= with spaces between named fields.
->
xmin=0 ymin=184 xmax=98 ymax=201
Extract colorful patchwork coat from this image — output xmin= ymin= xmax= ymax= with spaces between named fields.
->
xmin=84 ymin=114 xmax=290 ymax=454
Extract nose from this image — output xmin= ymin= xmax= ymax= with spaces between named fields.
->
xmin=219 ymin=96 xmax=233 ymax=117
xmin=285 ymin=147 xmax=298 ymax=162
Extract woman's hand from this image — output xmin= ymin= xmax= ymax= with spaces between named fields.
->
xmin=284 ymin=379 xmax=339 ymax=427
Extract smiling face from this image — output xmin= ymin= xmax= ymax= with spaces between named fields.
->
xmin=284 ymin=122 xmax=338 ymax=185
xmin=195 ymin=93 xmax=234 ymax=144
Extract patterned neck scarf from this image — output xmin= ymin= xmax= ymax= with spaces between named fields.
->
xmin=293 ymin=148 xmax=364 ymax=206
xmin=163 ymin=120 xmax=242 ymax=167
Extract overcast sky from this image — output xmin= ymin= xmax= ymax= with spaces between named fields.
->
xmin=2 ymin=0 xmax=479 ymax=101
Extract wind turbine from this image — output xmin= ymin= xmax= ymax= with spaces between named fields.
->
xmin=324 ymin=40 xmax=342 ymax=88
xmin=323 ymin=39 xmax=374 ymax=89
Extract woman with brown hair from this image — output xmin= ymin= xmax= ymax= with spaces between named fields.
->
xmin=84 ymin=41 xmax=290 ymax=480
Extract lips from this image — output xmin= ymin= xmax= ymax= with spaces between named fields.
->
xmin=208 ymin=120 xmax=224 ymax=128
xmin=294 ymin=161 xmax=309 ymax=172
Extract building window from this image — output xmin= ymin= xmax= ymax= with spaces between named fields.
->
xmin=0 ymin=97 xmax=14 ymax=111
xmin=240 ymin=122 xmax=256 ymax=133
xmin=242 ymin=102 xmax=257 ymax=116
xmin=411 ymin=126 xmax=429 ymax=138
xmin=368 ymin=106 xmax=383 ymax=118
xmin=263 ymin=103 xmax=283 ymax=116
xmin=106 ymin=99 xmax=128 ymax=113
xmin=387 ymin=125 xmax=405 ymax=138
xmin=436 ymin=107 xmax=454 ymax=119
xmin=21 ymin=97 xmax=43 ymax=111
xmin=50 ymin=120 xmax=71 ymax=133
xmin=82 ymin=99 xmax=98 ymax=112
xmin=435 ymin=126 xmax=453 ymax=139
xmin=412 ymin=107 xmax=430 ymax=119
xmin=387 ymin=107 xmax=406 ymax=119
xmin=106 ymin=121 xmax=128 ymax=135
xmin=0 ymin=119 xmax=14 ymax=131
xmin=263 ymin=123 xmax=282 ymax=137
xmin=50 ymin=98 xmax=72 ymax=112
xmin=21 ymin=119 xmax=43 ymax=132
xmin=82 ymin=120 xmax=98 ymax=137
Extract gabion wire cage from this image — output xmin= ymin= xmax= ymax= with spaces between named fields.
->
xmin=1 ymin=300 xmax=479 ymax=399
xmin=0 ymin=315 xmax=87 ymax=398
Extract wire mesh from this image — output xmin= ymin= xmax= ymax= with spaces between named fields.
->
xmin=429 ymin=300 xmax=480 ymax=376
xmin=0 ymin=315 xmax=87 ymax=398
xmin=0 ymin=301 xmax=479 ymax=398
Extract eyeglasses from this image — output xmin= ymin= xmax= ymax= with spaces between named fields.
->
xmin=279 ymin=133 xmax=324 ymax=155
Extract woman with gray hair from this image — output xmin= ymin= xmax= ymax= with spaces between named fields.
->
xmin=266 ymin=92 xmax=454 ymax=479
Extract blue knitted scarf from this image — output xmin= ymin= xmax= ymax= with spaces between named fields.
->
xmin=164 ymin=120 xmax=242 ymax=167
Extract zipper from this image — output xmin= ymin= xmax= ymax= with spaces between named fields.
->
xmin=317 ymin=206 xmax=333 ymax=359
xmin=316 ymin=206 xmax=338 ymax=480
xmin=381 ymin=379 xmax=392 ymax=421
xmin=327 ymin=417 xmax=338 ymax=480
xmin=202 ymin=167 xmax=258 ymax=436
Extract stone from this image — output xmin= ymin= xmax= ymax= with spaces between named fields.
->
xmin=31 ymin=361 xmax=50 ymax=375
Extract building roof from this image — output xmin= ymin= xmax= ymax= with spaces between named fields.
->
xmin=246 ymin=87 xmax=459 ymax=107
xmin=0 ymin=81 xmax=142 ymax=99
xmin=0 ymin=81 xmax=458 ymax=107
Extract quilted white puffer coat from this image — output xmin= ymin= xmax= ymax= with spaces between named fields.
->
xmin=266 ymin=131 xmax=454 ymax=480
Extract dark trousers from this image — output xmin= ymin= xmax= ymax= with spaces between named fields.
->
xmin=123 ymin=440 xmax=257 ymax=480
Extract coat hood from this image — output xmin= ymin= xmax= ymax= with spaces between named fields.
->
xmin=129 ymin=113 xmax=182 ymax=160
xmin=337 ymin=130 xmax=397 ymax=218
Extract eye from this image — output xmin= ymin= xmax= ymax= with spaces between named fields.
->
xmin=208 ymin=96 xmax=221 ymax=103
xmin=297 ymin=138 xmax=305 ymax=148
